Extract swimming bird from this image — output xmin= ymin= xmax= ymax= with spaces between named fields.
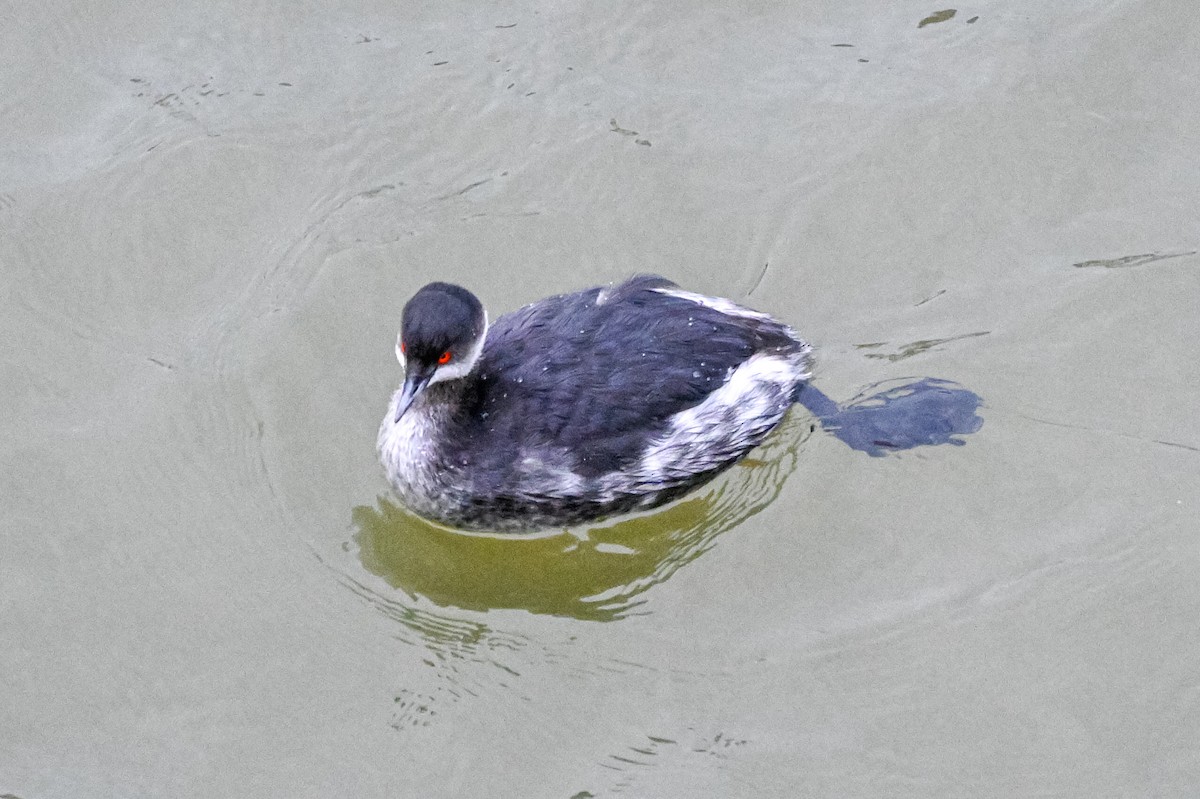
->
xmin=378 ymin=275 xmax=811 ymax=532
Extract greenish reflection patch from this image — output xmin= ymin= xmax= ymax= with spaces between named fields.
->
xmin=860 ymin=331 xmax=989 ymax=362
xmin=1073 ymin=250 xmax=1196 ymax=269
xmin=918 ymin=9 xmax=957 ymax=28
xmin=352 ymin=415 xmax=811 ymax=622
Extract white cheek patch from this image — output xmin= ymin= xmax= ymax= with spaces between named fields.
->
xmin=427 ymin=312 xmax=489 ymax=387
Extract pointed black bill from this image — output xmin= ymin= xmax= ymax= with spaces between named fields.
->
xmin=394 ymin=365 xmax=435 ymax=423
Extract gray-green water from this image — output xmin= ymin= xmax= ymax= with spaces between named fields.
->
xmin=3 ymin=1 xmax=1198 ymax=796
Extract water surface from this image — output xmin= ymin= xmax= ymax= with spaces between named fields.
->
xmin=3 ymin=0 xmax=1198 ymax=796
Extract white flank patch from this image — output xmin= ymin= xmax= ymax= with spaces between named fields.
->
xmin=605 ymin=351 xmax=806 ymax=494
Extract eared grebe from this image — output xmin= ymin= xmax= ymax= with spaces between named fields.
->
xmin=378 ymin=275 xmax=812 ymax=532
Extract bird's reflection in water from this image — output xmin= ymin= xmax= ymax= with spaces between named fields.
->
xmin=352 ymin=376 xmax=983 ymax=622
xmin=353 ymin=414 xmax=812 ymax=622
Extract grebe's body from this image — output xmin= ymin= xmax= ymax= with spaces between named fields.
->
xmin=378 ymin=276 xmax=810 ymax=532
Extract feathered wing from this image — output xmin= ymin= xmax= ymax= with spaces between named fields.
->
xmin=463 ymin=277 xmax=809 ymax=498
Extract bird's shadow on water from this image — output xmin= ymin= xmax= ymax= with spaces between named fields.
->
xmin=350 ymin=377 xmax=984 ymax=622
xmin=796 ymin=377 xmax=985 ymax=456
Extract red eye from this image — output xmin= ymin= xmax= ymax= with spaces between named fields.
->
xmin=400 ymin=341 xmax=407 ymax=355
xmin=438 ymin=351 xmax=452 ymax=365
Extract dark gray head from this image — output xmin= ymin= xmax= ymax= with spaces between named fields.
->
xmin=392 ymin=282 xmax=488 ymax=422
